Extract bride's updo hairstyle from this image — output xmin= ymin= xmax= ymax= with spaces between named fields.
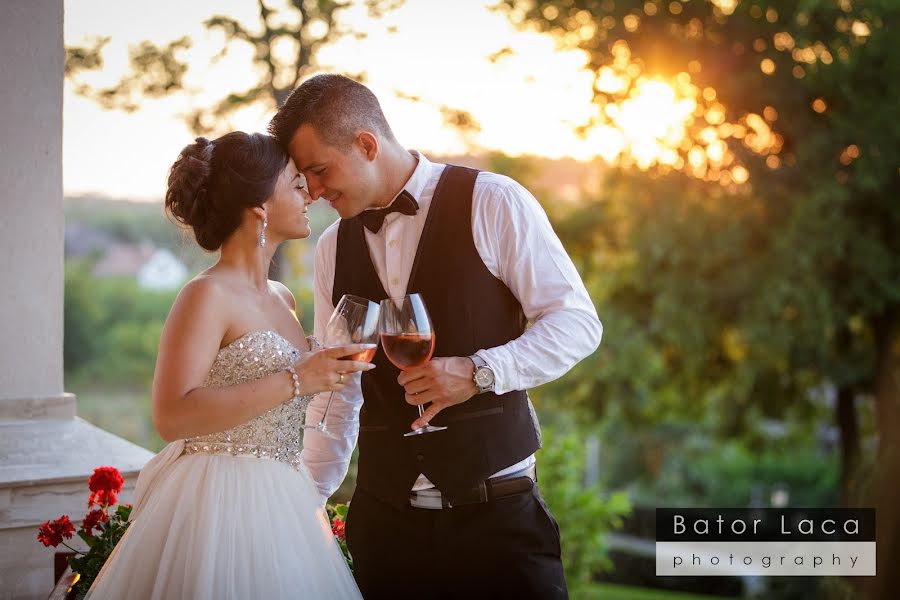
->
xmin=165 ymin=132 xmax=289 ymax=251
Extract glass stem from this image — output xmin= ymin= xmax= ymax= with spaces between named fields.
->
xmin=319 ymin=391 xmax=336 ymax=427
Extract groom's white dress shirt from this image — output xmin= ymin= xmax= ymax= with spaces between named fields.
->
xmin=301 ymin=151 xmax=602 ymax=502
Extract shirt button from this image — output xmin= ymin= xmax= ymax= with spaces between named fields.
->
xmin=389 ymin=239 xmax=398 ymax=248
xmin=416 ymin=453 xmax=425 ymax=463
xmin=391 ymin=277 xmax=400 ymax=286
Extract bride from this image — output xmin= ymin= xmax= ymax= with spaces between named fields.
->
xmin=86 ymin=132 xmax=368 ymax=599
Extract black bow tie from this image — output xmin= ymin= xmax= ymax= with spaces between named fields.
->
xmin=360 ymin=190 xmax=419 ymax=233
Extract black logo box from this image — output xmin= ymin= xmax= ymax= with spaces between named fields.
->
xmin=656 ymin=508 xmax=876 ymax=542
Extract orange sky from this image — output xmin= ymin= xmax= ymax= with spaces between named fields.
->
xmin=65 ymin=0 xmax=758 ymax=200
xmin=64 ymin=0 xmax=599 ymax=200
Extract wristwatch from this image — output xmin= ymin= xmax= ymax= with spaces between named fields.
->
xmin=469 ymin=354 xmax=495 ymax=394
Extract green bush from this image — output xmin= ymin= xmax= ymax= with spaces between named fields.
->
xmin=597 ymin=417 xmax=840 ymax=508
xmin=65 ymin=272 xmax=175 ymax=387
xmin=539 ymin=426 xmax=632 ymax=587
xmin=64 ymin=261 xmax=106 ymax=372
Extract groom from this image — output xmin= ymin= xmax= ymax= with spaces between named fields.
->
xmin=270 ymin=75 xmax=601 ymax=599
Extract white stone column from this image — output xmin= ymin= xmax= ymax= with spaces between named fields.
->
xmin=0 ymin=3 xmax=153 ymax=599
xmin=0 ymin=0 xmax=69 ymax=419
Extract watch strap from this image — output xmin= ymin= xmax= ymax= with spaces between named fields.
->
xmin=468 ymin=354 xmax=494 ymax=393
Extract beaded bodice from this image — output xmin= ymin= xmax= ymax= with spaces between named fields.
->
xmin=183 ymin=330 xmax=316 ymax=471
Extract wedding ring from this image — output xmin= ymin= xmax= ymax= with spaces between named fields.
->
xmin=338 ymin=373 xmax=345 ymax=384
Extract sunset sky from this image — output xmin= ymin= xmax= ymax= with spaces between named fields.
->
xmin=64 ymin=0 xmax=753 ymax=201
xmin=64 ymin=0 xmax=600 ymax=200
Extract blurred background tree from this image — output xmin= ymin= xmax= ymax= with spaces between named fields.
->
xmin=66 ymin=0 xmax=404 ymax=133
xmin=498 ymin=0 xmax=899 ymax=507
xmin=66 ymin=0 xmax=405 ymax=280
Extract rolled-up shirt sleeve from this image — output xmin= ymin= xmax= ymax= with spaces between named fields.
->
xmin=300 ymin=222 xmax=362 ymax=504
xmin=472 ymin=174 xmax=602 ymax=394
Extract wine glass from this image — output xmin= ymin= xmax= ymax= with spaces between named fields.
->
xmin=380 ymin=293 xmax=447 ymax=437
xmin=305 ymin=294 xmax=380 ymax=439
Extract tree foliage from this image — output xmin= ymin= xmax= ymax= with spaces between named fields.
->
xmin=500 ymin=0 xmax=900 ymax=500
xmin=66 ymin=0 xmax=403 ymax=135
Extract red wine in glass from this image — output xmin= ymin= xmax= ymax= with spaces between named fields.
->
xmin=380 ymin=334 xmax=434 ymax=369
xmin=380 ymin=294 xmax=447 ymax=436
xmin=305 ymin=294 xmax=380 ymax=439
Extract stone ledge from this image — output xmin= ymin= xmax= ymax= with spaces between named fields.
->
xmin=0 ymin=417 xmax=154 ymax=489
xmin=0 ymin=394 xmax=76 ymax=420
xmin=0 ymin=476 xmax=139 ymax=530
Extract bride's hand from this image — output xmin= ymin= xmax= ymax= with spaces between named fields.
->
xmin=292 ymin=343 xmax=376 ymax=395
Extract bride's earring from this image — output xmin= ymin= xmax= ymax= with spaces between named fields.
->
xmin=259 ymin=215 xmax=268 ymax=247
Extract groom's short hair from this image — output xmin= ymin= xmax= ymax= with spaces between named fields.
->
xmin=268 ymin=74 xmax=396 ymax=149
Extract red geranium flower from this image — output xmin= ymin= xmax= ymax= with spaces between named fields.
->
xmin=87 ymin=466 xmax=123 ymax=507
xmin=89 ymin=466 xmax=123 ymax=495
xmin=81 ymin=508 xmax=109 ymax=536
xmin=37 ymin=516 xmax=75 ymax=547
xmin=34 ymin=465 xmax=138 ymax=595
xmin=331 ymin=517 xmax=346 ymax=541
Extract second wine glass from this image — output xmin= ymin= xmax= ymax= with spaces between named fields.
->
xmin=380 ymin=293 xmax=447 ymax=437
xmin=305 ymin=294 xmax=380 ymax=439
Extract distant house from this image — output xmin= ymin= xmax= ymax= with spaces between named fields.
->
xmin=137 ymin=248 xmax=189 ymax=290
xmin=91 ymin=242 xmax=188 ymax=290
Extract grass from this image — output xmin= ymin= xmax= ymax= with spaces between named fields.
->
xmin=575 ymin=583 xmax=732 ymax=600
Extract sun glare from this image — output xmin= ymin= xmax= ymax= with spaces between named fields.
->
xmin=609 ymin=78 xmax=696 ymax=169
xmin=581 ymin=38 xmax=782 ymax=188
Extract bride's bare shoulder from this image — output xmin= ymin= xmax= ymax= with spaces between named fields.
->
xmin=171 ymin=273 xmax=230 ymax=314
xmin=158 ymin=274 xmax=231 ymax=348
xmin=268 ymin=280 xmax=297 ymax=311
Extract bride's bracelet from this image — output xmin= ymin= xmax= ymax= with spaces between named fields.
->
xmin=285 ymin=366 xmax=302 ymax=400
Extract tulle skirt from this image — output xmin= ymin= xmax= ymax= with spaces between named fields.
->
xmin=86 ymin=442 xmax=361 ymax=599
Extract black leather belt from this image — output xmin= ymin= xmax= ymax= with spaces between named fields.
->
xmin=409 ymin=464 xmax=537 ymax=510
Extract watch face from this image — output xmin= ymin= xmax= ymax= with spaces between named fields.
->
xmin=475 ymin=367 xmax=494 ymax=388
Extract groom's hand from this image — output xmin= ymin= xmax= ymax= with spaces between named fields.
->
xmin=397 ymin=357 xmax=478 ymax=430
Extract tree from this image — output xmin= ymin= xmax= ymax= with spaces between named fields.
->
xmin=66 ymin=0 xmax=404 ymax=279
xmin=499 ymin=0 xmax=900 ymax=502
xmin=67 ymin=0 xmax=404 ymax=133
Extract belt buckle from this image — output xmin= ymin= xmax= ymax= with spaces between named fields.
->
xmin=448 ymin=481 xmax=489 ymax=508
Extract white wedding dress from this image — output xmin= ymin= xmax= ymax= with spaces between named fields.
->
xmin=87 ymin=331 xmax=361 ymax=599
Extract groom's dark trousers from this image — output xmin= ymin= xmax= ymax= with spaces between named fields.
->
xmin=345 ymin=483 xmax=567 ymax=600
xmin=333 ymin=165 xmax=568 ymax=599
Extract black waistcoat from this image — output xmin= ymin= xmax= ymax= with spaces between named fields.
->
xmin=332 ymin=165 xmax=541 ymax=508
